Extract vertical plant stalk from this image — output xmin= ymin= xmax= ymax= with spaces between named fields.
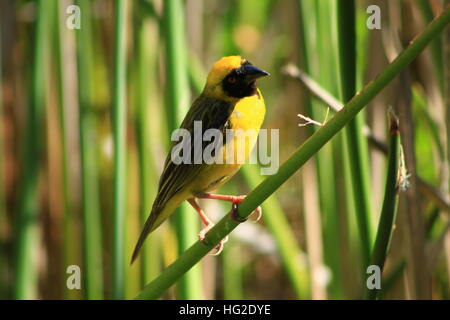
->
xmin=135 ymin=13 xmax=160 ymax=287
xmin=0 ymin=12 xmax=6 ymax=300
xmin=336 ymin=0 xmax=373 ymax=268
xmin=366 ymin=112 xmax=400 ymax=300
xmin=388 ymin=6 xmax=432 ymax=299
xmin=298 ymin=0 xmax=343 ymax=298
xmin=14 ymin=0 xmax=49 ymax=299
xmin=396 ymin=73 xmax=430 ymax=299
xmin=76 ymin=0 xmax=104 ymax=299
xmin=301 ymin=162 xmax=327 ymax=299
xmin=445 ymin=1 xmax=450 ymax=192
xmin=111 ymin=0 xmax=128 ymax=300
xmin=134 ymin=7 xmax=450 ymax=299
xmin=55 ymin=0 xmax=79 ymax=299
xmin=163 ymin=0 xmax=203 ymax=299
xmin=443 ymin=0 xmax=450 ymax=292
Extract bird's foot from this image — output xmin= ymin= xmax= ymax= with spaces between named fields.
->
xmin=211 ymin=236 xmax=229 ymax=255
xmin=229 ymin=196 xmax=263 ymax=223
xmin=198 ymin=223 xmax=214 ymax=241
xmin=198 ymin=223 xmax=229 ymax=255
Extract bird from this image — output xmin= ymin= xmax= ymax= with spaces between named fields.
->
xmin=131 ymin=56 xmax=269 ymax=264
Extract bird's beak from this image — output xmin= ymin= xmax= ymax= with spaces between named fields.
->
xmin=243 ymin=65 xmax=270 ymax=83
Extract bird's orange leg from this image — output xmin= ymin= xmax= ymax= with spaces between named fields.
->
xmin=187 ymin=198 xmax=213 ymax=226
xmin=187 ymin=198 xmax=228 ymax=254
xmin=195 ymin=193 xmax=262 ymax=222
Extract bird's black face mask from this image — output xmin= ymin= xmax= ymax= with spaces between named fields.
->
xmin=222 ymin=61 xmax=269 ymax=98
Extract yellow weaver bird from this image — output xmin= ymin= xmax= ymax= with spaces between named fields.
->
xmin=131 ymin=56 xmax=269 ymax=263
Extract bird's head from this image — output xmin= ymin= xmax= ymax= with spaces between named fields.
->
xmin=203 ymin=56 xmax=269 ymax=101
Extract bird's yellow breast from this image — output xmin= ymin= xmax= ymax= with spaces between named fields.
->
xmin=191 ymin=90 xmax=265 ymax=194
xmin=223 ymin=90 xmax=265 ymax=163
xmin=229 ymin=89 xmax=266 ymax=131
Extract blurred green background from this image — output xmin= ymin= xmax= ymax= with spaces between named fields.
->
xmin=0 ymin=0 xmax=449 ymax=300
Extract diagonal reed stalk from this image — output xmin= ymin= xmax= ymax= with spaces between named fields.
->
xmin=418 ymin=0 xmax=444 ymax=87
xmin=366 ymin=112 xmax=400 ymax=300
xmin=134 ymin=6 xmax=450 ymax=299
xmin=163 ymin=0 xmax=203 ymax=299
xmin=283 ymin=65 xmax=450 ymax=214
xmin=111 ymin=0 xmax=128 ymax=300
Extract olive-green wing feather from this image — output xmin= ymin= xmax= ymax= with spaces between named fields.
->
xmin=131 ymin=95 xmax=234 ymax=263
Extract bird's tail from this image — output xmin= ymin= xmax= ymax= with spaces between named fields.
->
xmin=130 ymin=193 xmax=185 ymax=264
xmin=130 ymin=204 xmax=158 ymax=265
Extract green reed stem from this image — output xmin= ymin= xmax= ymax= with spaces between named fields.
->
xmin=76 ymin=0 xmax=104 ymax=299
xmin=163 ymin=0 xmax=203 ymax=299
xmin=55 ymin=0 xmax=79 ymax=299
xmin=336 ymin=0 xmax=373 ymax=268
xmin=299 ymin=0 xmax=343 ymax=298
xmin=14 ymin=0 xmax=50 ymax=299
xmin=111 ymin=0 xmax=128 ymax=300
xmin=134 ymin=5 xmax=450 ymax=299
xmin=0 ymin=10 xmax=6 ymax=300
xmin=135 ymin=12 xmax=160 ymax=287
xmin=366 ymin=112 xmax=400 ymax=300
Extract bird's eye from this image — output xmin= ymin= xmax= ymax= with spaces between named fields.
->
xmin=227 ymin=76 xmax=236 ymax=84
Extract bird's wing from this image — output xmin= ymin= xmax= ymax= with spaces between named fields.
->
xmin=155 ymin=95 xmax=234 ymax=208
xmin=131 ymin=95 xmax=235 ymax=264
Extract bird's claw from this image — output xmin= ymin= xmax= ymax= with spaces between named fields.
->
xmin=198 ymin=223 xmax=229 ymax=255
xmin=198 ymin=223 xmax=214 ymax=242
xmin=249 ymin=205 xmax=263 ymax=222
xmin=211 ymin=236 xmax=229 ymax=255
xmin=230 ymin=197 xmax=262 ymax=223
xmin=196 ymin=193 xmax=262 ymax=256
